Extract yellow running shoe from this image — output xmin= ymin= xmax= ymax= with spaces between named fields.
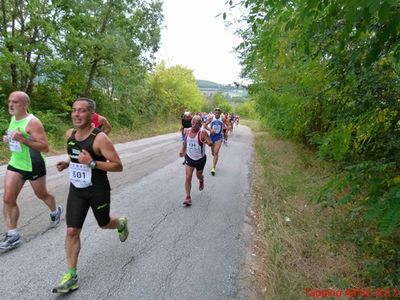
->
xmin=118 ymin=217 xmax=129 ymax=242
xmin=52 ymin=272 xmax=79 ymax=293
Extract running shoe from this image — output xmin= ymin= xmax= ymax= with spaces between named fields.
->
xmin=211 ymin=168 xmax=216 ymax=176
xmin=118 ymin=217 xmax=129 ymax=242
xmin=199 ymin=179 xmax=204 ymax=191
xmin=52 ymin=273 xmax=79 ymax=293
xmin=0 ymin=233 xmax=21 ymax=250
xmin=184 ymin=196 xmax=191 ymax=206
xmin=49 ymin=204 xmax=64 ymax=228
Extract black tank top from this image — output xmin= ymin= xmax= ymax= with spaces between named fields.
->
xmin=67 ymin=127 xmax=110 ymax=190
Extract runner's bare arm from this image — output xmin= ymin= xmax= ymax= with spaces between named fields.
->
xmin=90 ymin=133 xmax=123 ymax=172
xmin=204 ymin=116 xmax=213 ymax=132
xmin=21 ymin=118 xmax=49 ymax=152
xmin=201 ymin=131 xmax=213 ymax=146
xmin=179 ymin=140 xmax=187 ymax=157
xmin=99 ymin=116 xmax=112 ymax=134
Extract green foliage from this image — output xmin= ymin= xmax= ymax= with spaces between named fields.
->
xmin=233 ymin=0 xmax=400 ymax=286
xmin=236 ymin=100 xmax=256 ymax=118
xmin=0 ymin=0 xmax=173 ymax=139
xmin=0 ymin=0 xmax=163 ymax=108
xmin=209 ymin=92 xmax=233 ymax=113
xmin=0 ymin=106 xmax=9 ymax=132
xmin=147 ymin=63 xmax=204 ymax=117
xmin=34 ymin=111 xmax=69 ymax=135
xmin=318 ymin=124 xmax=352 ymax=161
xmin=31 ymin=84 xmax=70 ymax=113
xmin=34 ymin=110 xmax=69 ymax=148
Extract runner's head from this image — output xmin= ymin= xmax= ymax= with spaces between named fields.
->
xmin=8 ymin=91 xmax=30 ymax=117
xmin=74 ymin=97 xmax=96 ymax=113
xmin=191 ymin=115 xmax=202 ymax=131
xmin=214 ymin=107 xmax=221 ymax=118
xmin=71 ymin=97 xmax=96 ymax=128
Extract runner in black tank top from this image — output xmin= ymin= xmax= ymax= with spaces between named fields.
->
xmin=53 ymin=98 xmax=129 ymax=294
xmin=67 ymin=127 xmax=110 ymax=190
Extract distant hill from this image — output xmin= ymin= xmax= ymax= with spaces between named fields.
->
xmin=196 ymin=79 xmax=248 ymax=99
xmin=196 ymin=80 xmax=226 ymax=89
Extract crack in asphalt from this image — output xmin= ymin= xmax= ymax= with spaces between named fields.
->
xmin=155 ymin=205 xmax=206 ymax=299
xmin=105 ymin=206 xmax=179 ymax=298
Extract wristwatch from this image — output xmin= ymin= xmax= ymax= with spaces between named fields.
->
xmin=89 ymin=160 xmax=97 ymax=169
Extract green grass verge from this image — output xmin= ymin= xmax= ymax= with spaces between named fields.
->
xmin=246 ymin=120 xmax=362 ymax=299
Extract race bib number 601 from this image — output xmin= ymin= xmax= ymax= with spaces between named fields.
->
xmin=69 ymin=162 xmax=92 ymax=188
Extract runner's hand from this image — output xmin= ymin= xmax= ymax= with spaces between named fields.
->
xmin=56 ymin=161 xmax=69 ymax=171
xmin=78 ymin=149 xmax=93 ymax=165
xmin=11 ymin=129 xmax=24 ymax=142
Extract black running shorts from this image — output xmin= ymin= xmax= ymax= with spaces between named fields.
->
xmin=66 ymin=185 xmax=111 ymax=228
xmin=184 ymin=154 xmax=207 ymax=171
xmin=7 ymin=164 xmax=46 ymax=181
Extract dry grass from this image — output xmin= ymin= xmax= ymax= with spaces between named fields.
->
xmin=245 ymin=120 xmax=362 ymax=299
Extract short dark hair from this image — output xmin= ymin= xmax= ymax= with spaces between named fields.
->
xmin=74 ymin=97 xmax=96 ymax=113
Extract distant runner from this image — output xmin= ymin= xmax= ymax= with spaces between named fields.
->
xmin=91 ymin=112 xmax=112 ymax=134
xmin=229 ymin=113 xmax=235 ymax=132
xmin=223 ymin=112 xmax=231 ymax=145
xmin=180 ymin=111 xmax=192 ymax=140
xmin=180 ymin=111 xmax=192 ymax=164
xmin=205 ymin=107 xmax=225 ymax=176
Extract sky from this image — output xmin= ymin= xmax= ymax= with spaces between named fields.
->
xmin=155 ymin=0 xmax=242 ymax=86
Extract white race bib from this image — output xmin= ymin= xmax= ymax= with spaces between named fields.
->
xmin=7 ymin=131 xmax=22 ymax=152
xmin=69 ymin=162 xmax=92 ymax=188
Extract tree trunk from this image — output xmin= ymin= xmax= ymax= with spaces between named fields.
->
xmin=84 ymin=58 xmax=99 ymax=96
xmin=84 ymin=2 xmax=112 ymax=96
xmin=10 ymin=2 xmax=17 ymax=88
xmin=26 ymin=55 xmax=40 ymax=95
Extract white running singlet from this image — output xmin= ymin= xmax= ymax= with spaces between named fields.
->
xmin=185 ymin=129 xmax=205 ymax=161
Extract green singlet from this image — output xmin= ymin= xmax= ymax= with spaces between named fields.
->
xmin=7 ymin=114 xmax=45 ymax=171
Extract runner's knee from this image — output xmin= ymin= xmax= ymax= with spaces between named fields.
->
xmin=3 ymin=193 xmax=17 ymax=205
xmin=66 ymin=227 xmax=80 ymax=238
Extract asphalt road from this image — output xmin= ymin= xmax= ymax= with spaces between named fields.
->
xmin=0 ymin=125 xmax=254 ymax=300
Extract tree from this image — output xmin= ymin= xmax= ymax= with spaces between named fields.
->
xmin=0 ymin=0 xmax=60 ymax=93
xmin=54 ymin=0 xmax=163 ymax=98
xmin=147 ymin=62 xmax=204 ymax=118
xmin=231 ymin=0 xmax=400 ymax=286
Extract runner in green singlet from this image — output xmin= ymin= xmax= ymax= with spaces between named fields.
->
xmin=0 ymin=91 xmax=63 ymax=251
